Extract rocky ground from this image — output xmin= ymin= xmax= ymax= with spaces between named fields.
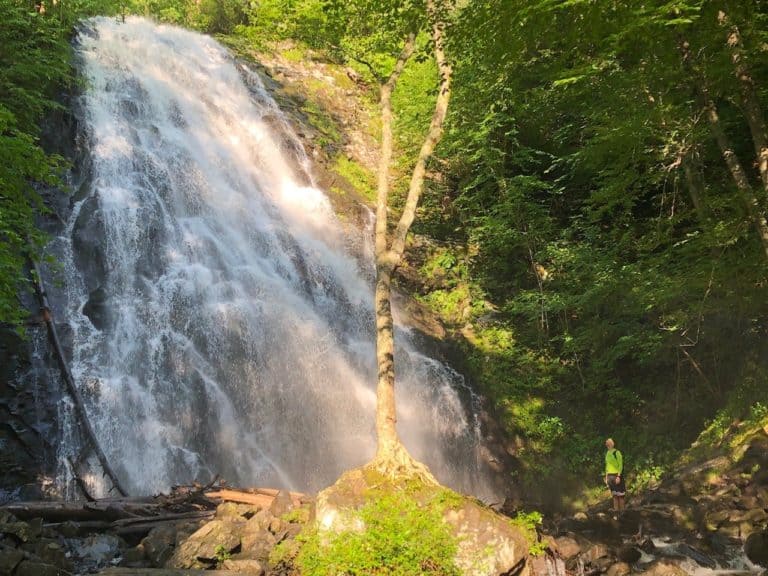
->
xmin=1 ymin=424 xmax=766 ymax=575
xmin=535 ymin=422 xmax=768 ymax=576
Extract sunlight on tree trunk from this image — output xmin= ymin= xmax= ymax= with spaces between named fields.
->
xmin=372 ymin=0 xmax=453 ymax=480
xmin=680 ymin=40 xmax=768 ymax=260
xmin=719 ymin=11 xmax=768 ymax=196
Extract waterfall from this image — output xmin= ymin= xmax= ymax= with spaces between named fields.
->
xmin=47 ymin=16 xmax=499 ymax=500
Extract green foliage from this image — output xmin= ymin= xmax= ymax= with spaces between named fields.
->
xmin=213 ymin=544 xmax=231 ymax=564
xmin=333 ymin=156 xmax=376 ymax=202
xmin=296 ymin=492 xmax=460 ymax=576
xmin=0 ymin=0 xmax=89 ymax=326
xmin=509 ymin=510 xmax=546 ymax=556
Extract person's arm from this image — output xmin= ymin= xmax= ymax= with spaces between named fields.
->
xmin=616 ymin=450 xmax=623 ymax=475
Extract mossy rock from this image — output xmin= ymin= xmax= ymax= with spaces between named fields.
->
xmin=308 ymin=465 xmax=531 ymax=576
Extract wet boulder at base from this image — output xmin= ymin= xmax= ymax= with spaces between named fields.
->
xmin=746 ymin=529 xmax=768 ymax=567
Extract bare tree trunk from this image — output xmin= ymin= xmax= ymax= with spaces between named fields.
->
xmin=374 ymin=33 xmax=415 ymax=462
xmin=702 ymin=89 xmax=768 ymax=259
xmin=372 ymin=0 xmax=453 ymax=477
xmin=719 ymin=11 xmax=768 ymax=195
xmin=680 ymin=40 xmax=768 ymax=260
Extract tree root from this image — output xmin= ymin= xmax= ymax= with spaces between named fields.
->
xmin=369 ymin=443 xmax=439 ymax=487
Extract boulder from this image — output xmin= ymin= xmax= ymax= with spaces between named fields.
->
xmin=120 ymin=546 xmax=146 ymax=567
xmin=14 ymin=560 xmax=64 ymax=576
xmin=22 ymin=539 xmax=71 ymax=571
xmin=315 ymin=467 xmax=531 ymax=576
xmin=0 ymin=547 xmax=24 ymax=574
xmin=443 ymin=501 xmax=531 ymax=575
xmin=746 ymin=530 xmax=768 ymax=567
xmin=554 ymin=536 xmax=581 ymax=560
xmin=142 ymin=524 xmax=177 ymax=567
xmin=582 ymin=543 xmax=610 ymax=564
xmin=639 ymin=558 xmax=690 ymax=576
xmin=607 ymin=562 xmax=631 ymax=576
xmin=269 ymin=490 xmax=294 ymax=518
xmin=167 ymin=520 xmax=241 ymax=569
xmin=240 ymin=529 xmax=276 ymax=561
xmin=216 ymin=502 xmax=255 ymax=519
xmin=221 ymin=558 xmax=265 ymax=574
xmin=0 ymin=520 xmax=36 ymax=543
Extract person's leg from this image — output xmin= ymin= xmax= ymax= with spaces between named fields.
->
xmin=612 ymin=495 xmax=619 ymax=511
xmin=618 ymin=496 xmax=625 ymax=511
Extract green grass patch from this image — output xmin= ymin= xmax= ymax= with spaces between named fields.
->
xmin=282 ymin=45 xmax=307 ymax=63
xmin=333 ymin=156 xmax=376 ymax=202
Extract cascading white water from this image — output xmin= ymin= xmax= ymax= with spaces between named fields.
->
xmin=49 ymin=16 xmax=499 ymax=500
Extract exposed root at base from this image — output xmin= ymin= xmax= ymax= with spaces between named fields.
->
xmin=370 ymin=444 xmax=439 ymax=487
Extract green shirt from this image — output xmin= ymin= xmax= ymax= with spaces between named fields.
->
xmin=605 ymin=449 xmax=623 ymax=475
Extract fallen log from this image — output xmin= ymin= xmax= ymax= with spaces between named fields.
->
xmin=42 ymin=510 xmax=216 ymax=536
xmin=204 ymin=487 xmax=307 ymax=508
xmin=3 ymin=498 xmax=160 ymax=522
xmin=29 ymin=259 xmax=128 ymax=497
xmin=203 ymin=490 xmax=274 ymax=509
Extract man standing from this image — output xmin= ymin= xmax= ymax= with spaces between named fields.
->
xmin=604 ymin=438 xmax=626 ymax=517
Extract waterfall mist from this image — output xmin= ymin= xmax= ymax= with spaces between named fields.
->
xmin=47 ymin=16 xmax=501 ymax=500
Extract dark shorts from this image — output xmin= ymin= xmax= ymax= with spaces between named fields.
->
xmin=606 ymin=474 xmax=626 ymax=496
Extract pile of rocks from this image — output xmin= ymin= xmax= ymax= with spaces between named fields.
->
xmin=133 ymin=491 xmax=305 ymax=574
xmin=0 ymin=489 xmax=309 ymax=576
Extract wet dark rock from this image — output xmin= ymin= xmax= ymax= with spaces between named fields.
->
xmin=120 ymin=546 xmax=146 ymax=567
xmin=83 ymin=285 xmax=111 ymax=330
xmin=23 ymin=539 xmax=70 ymax=570
xmin=617 ymin=545 xmax=641 ymax=564
xmin=746 ymin=529 xmax=768 ymax=567
xmin=639 ymin=538 xmax=656 ymax=553
xmin=14 ymin=560 xmax=66 ymax=576
xmin=72 ymin=194 xmax=107 ymax=293
xmin=141 ymin=524 xmax=177 ymax=567
xmin=675 ymin=543 xmax=716 ymax=569
xmin=0 ymin=546 xmax=25 ymax=574
xmin=0 ymin=520 xmax=36 ymax=544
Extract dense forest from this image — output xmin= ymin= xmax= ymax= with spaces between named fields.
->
xmin=2 ymin=0 xmax=767 ymax=505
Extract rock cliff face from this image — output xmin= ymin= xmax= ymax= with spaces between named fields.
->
xmin=0 ymin=99 xmax=85 ymax=504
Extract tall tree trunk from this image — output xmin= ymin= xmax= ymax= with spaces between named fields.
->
xmin=374 ymin=33 xmax=415 ymax=462
xmin=680 ymin=40 xmax=768 ymax=260
xmin=701 ymin=89 xmax=768 ymax=260
xmin=373 ymin=0 xmax=453 ymax=476
xmin=719 ymin=11 xmax=768 ymax=195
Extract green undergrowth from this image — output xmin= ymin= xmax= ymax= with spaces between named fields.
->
xmin=296 ymin=473 xmax=463 ymax=576
xmin=678 ymin=377 xmax=768 ymax=468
